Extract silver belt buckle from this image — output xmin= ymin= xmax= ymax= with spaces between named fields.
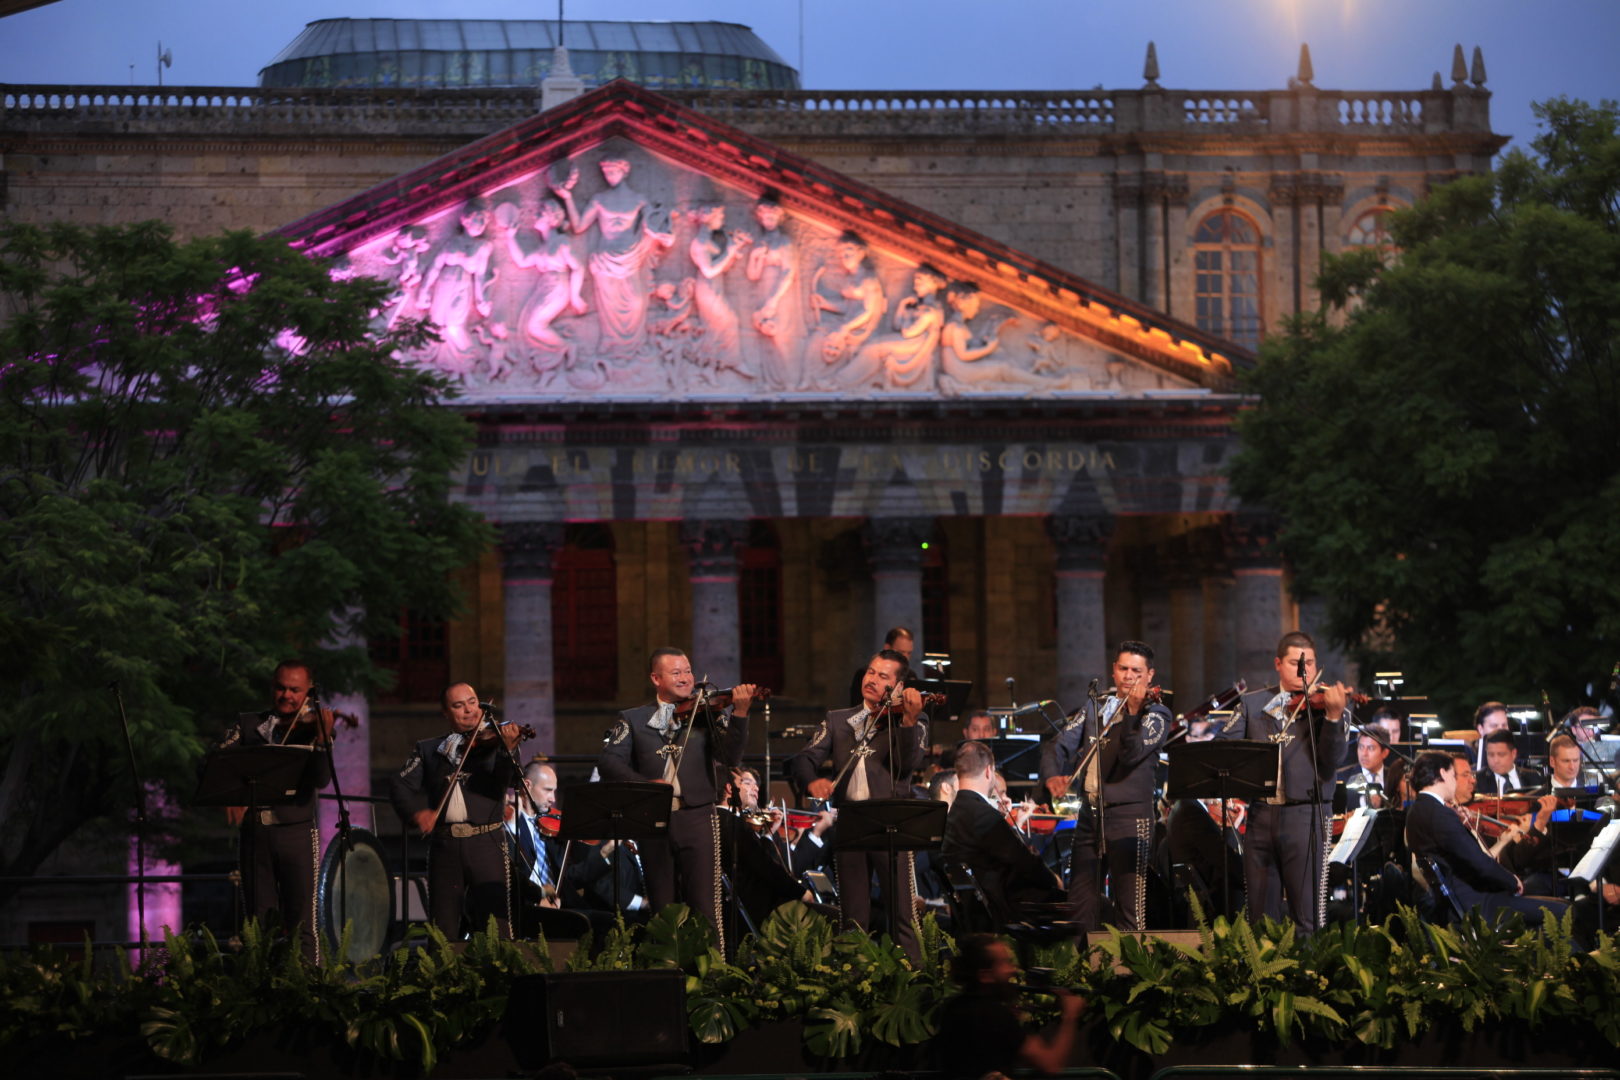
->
xmin=258 ymin=809 xmax=274 ymax=826
xmin=450 ymin=822 xmax=475 ymax=838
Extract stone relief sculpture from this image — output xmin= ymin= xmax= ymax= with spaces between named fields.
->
xmin=831 ymin=264 xmax=948 ymax=392
xmin=341 ymin=146 xmax=1187 ymax=401
xmin=414 ymin=198 xmax=497 ymax=377
xmin=805 ymin=231 xmax=886 ymax=382
xmin=681 ymin=201 xmax=755 ymax=379
xmin=745 ymin=196 xmax=804 ymax=390
xmin=500 ymin=197 xmax=588 ymax=361
xmin=550 ymin=156 xmax=674 ymax=363
xmin=938 ymin=281 xmax=1072 ymax=396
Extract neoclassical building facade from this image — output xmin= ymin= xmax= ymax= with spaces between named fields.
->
xmin=1 ymin=38 xmax=1506 ymax=807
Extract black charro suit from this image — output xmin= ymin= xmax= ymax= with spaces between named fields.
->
xmin=942 ymin=789 xmax=1065 ymax=925
xmin=596 ymin=699 xmax=748 ymax=946
xmin=390 ymin=732 xmax=520 ymax=938
xmin=788 ymin=705 xmax=929 ymax=958
xmin=1405 ymin=791 xmax=1566 ymax=925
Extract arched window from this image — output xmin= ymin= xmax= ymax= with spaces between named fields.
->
xmin=1346 ymin=207 xmax=1398 ymax=257
xmin=739 ymin=520 xmax=784 ymax=691
xmin=553 ymin=523 xmax=618 ymax=701
xmin=1193 ymin=210 xmax=1264 ymax=349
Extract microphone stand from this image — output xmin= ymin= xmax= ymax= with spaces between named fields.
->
xmin=305 ymin=683 xmax=354 ymax=959
xmin=483 ymin=700 xmax=542 ymax=936
xmin=1284 ymin=659 xmax=1332 ymax=931
xmin=109 ymin=682 xmax=147 ymax=955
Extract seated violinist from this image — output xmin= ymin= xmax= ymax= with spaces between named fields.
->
xmin=943 ymin=741 xmax=1066 ymax=925
xmin=1407 ymin=750 xmax=1568 ymax=927
xmin=719 ymin=766 xmax=817 ymax=929
xmin=596 ymin=648 xmax=752 ymax=945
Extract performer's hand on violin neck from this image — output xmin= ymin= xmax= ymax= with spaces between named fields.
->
xmin=1318 ymin=682 xmax=1350 ymax=721
xmin=899 ymin=686 xmax=924 ymax=726
xmin=730 ymin=683 xmax=758 ymax=716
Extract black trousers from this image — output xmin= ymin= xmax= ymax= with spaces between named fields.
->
xmin=239 ymin=820 xmax=320 ymax=962
xmin=639 ymin=805 xmax=724 ymax=947
xmin=428 ymin=827 xmax=511 ymax=939
xmin=1244 ymin=802 xmax=1330 ymax=933
xmin=834 ymin=849 xmax=919 ymax=962
xmin=1068 ymin=813 xmax=1153 ymax=931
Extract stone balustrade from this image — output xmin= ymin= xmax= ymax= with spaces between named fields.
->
xmin=1 ymin=82 xmax=1490 ymax=139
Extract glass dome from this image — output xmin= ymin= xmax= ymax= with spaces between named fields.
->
xmin=259 ymin=18 xmax=799 ymax=92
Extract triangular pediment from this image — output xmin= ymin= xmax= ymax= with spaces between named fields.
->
xmin=278 ymin=80 xmax=1247 ymax=404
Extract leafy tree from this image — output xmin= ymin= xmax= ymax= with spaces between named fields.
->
xmin=1230 ymin=98 xmax=1620 ymax=715
xmin=0 ymin=221 xmax=490 ymax=900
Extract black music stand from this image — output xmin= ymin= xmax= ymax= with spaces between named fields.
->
xmin=193 ymin=744 xmax=319 ymax=811
xmin=559 ymin=781 xmax=672 ymax=915
xmin=914 ymin=678 xmax=974 ymax=723
xmin=835 ymin=798 xmax=946 ymax=942
xmin=1166 ymin=740 xmax=1279 ymax=921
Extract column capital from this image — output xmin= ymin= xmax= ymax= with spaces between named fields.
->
xmin=1045 ymin=513 xmax=1113 ymax=573
xmin=863 ymin=517 xmax=934 ymax=574
xmin=498 ymin=521 xmax=565 ymax=581
xmin=680 ymin=519 xmax=748 ymax=579
xmin=1224 ymin=513 xmax=1284 ymax=570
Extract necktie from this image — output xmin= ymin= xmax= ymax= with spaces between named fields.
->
xmin=517 ymin=816 xmax=550 ymax=887
xmin=655 ymin=704 xmax=683 ymax=800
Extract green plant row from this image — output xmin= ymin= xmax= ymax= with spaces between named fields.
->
xmin=3 ymin=900 xmax=1618 ymax=1075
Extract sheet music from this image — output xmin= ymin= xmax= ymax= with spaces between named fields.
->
xmin=1329 ymin=806 xmax=1379 ymax=865
xmin=1571 ymin=819 xmax=1620 ymax=883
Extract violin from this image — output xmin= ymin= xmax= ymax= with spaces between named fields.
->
xmin=536 ymin=807 xmax=562 ymax=838
xmin=672 ymin=685 xmax=772 ymax=718
xmin=872 ymin=689 xmax=946 ymax=721
xmin=1284 ymin=688 xmax=1370 ymax=713
xmin=473 ymin=719 xmax=536 ymax=744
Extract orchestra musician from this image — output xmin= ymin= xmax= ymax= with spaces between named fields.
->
xmin=1216 ymin=631 xmax=1350 ymax=934
xmin=389 ymin=682 xmax=524 ymax=939
xmin=1481 ymin=730 xmax=1544 ymax=795
xmin=219 ymin=659 xmax=335 ymax=962
xmin=718 ymin=766 xmax=817 ymax=931
xmin=1349 ymin=728 xmax=1406 ymax=809
xmin=1039 ymin=640 xmax=1170 ymax=930
xmin=596 ymin=648 xmax=753 ymax=947
xmin=1406 ymin=750 xmax=1569 ymax=927
xmin=789 ymin=647 xmax=929 ymax=960
xmin=943 ymin=740 xmax=1066 ymax=925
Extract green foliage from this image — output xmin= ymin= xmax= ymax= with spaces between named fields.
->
xmin=1230 ymin=98 xmax=1620 ymax=711
xmin=0 ymin=220 xmax=490 ymax=889
xmin=7 ymin=907 xmax=1620 ymax=1071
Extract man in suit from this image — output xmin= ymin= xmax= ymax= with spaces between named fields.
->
xmin=1216 ymin=631 xmax=1351 ymax=934
xmin=1039 ymin=640 xmax=1171 ymax=930
xmin=390 ymin=681 xmax=524 ymax=938
xmin=1482 ymin=730 xmax=1544 ymax=795
xmin=596 ymin=647 xmax=753 ymax=948
xmin=1348 ymin=729 xmax=1407 ymax=809
xmin=1406 ymin=750 xmax=1566 ymax=926
xmin=847 ymin=625 xmax=916 ymax=706
xmin=943 ymin=740 xmax=1065 ymax=925
xmin=790 ymin=647 xmax=928 ymax=958
xmin=1166 ymin=797 xmax=1246 ymax=921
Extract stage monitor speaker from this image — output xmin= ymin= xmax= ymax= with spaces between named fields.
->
xmin=503 ymin=969 xmax=688 ymax=1069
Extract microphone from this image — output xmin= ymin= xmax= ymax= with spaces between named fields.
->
xmin=1005 ymin=676 xmax=1017 ymax=709
xmin=1296 ymin=654 xmax=1307 ymax=681
xmin=1087 ymin=678 xmax=1100 ymax=702
xmin=1011 ymin=699 xmax=1056 ymax=716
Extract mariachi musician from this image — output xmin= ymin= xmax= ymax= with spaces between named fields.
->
xmin=1216 ymin=631 xmax=1351 ymax=934
xmin=220 ymin=659 xmax=335 ymax=962
xmin=389 ymin=681 xmax=524 ymax=939
xmin=1039 ymin=640 xmax=1171 ymax=930
xmin=596 ymin=647 xmax=753 ymax=948
xmin=788 ymin=647 xmax=928 ymax=961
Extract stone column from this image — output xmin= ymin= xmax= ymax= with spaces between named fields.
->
xmin=1194 ymin=526 xmax=1238 ymax=688
xmin=681 ymin=520 xmax=749 ymax=688
xmin=1165 ymin=534 xmax=1206 ymax=701
xmin=863 ymin=517 xmax=933 ymax=658
xmin=1227 ymin=514 xmax=1288 ymax=691
xmin=499 ymin=521 xmax=564 ymax=754
xmin=1046 ymin=514 xmax=1112 ymax=709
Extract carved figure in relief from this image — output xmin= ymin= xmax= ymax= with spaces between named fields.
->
xmin=1092 ymin=357 xmax=1129 ymax=391
xmin=501 ymin=197 xmax=588 ymax=362
xmin=550 ymin=156 xmax=674 ymax=363
xmin=379 ymin=225 xmax=431 ymax=327
xmin=938 ymin=282 xmax=1071 ymax=396
xmin=1026 ymin=321 xmax=1066 ymax=374
xmin=414 ymin=199 xmax=497 ymax=376
xmin=682 ymin=202 xmax=755 ymax=378
xmin=831 ymin=264 xmax=948 ymax=392
xmin=744 ymin=197 xmax=804 ymax=390
xmin=804 ymin=231 xmax=885 ymax=377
